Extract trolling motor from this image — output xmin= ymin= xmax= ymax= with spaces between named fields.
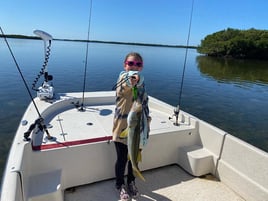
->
xmin=169 ymin=105 xmax=180 ymax=126
xmin=32 ymin=30 xmax=54 ymax=99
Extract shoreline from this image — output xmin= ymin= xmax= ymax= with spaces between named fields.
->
xmin=0 ymin=34 xmax=197 ymax=49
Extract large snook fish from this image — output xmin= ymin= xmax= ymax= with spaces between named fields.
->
xmin=120 ymin=100 xmax=149 ymax=181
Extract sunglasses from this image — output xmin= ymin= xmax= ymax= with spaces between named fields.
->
xmin=125 ymin=61 xmax=143 ymax=67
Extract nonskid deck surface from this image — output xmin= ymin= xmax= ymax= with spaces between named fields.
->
xmin=36 ymin=102 xmax=190 ymax=150
xmin=64 ymin=165 xmax=245 ymax=201
xmin=47 ymin=105 xmax=115 ymax=142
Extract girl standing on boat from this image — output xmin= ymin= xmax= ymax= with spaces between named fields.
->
xmin=112 ymin=52 xmax=150 ymax=200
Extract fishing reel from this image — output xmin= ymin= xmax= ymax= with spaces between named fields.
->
xmin=169 ymin=105 xmax=180 ymax=126
xmin=33 ymin=30 xmax=54 ymax=100
xmin=24 ymin=117 xmax=54 ymax=141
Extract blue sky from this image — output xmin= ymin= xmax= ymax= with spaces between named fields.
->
xmin=1 ymin=0 xmax=268 ymax=46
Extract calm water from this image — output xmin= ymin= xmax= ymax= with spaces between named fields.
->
xmin=1 ymin=39 xmax=268 ymax=181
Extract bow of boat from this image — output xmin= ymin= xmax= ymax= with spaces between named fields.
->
xmin=1 ymin=91 xmax=268 ymax=201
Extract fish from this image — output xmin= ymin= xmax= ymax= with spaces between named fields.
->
xmin=120 ymin=100 xmax=146 ymax=181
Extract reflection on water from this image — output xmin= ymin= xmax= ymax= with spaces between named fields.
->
xmin=193 ymin=55 xmax=268 ymax=156
xmin=197 ymin=56 xmax=268 ymax=85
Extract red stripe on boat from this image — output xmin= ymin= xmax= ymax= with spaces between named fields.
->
xmin=32 ymin=136 xmax=113 ymax=151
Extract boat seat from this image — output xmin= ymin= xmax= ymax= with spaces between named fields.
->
xmin=27 ymin=169 xmax=63 ymax=201
xmin=178 ymin=145 xmax=214 ymax=176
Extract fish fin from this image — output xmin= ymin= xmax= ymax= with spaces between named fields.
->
xmin=132 ymin=151 xmax=145 ymax=181
xmin=119 ymin=128 xmax=128 ymax=138
xmin=133 ymin=167 xmax=145 ymax=181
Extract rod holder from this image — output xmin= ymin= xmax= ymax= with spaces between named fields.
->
xmin=173 ymin=105 xmax=180 ymax=126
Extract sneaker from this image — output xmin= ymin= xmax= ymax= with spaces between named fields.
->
xmin=128 ymin=181 xmax=139 ymax=198
xmin=119 ymin=185 xmax=130 ymax=201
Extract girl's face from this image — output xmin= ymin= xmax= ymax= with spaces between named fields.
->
xmin=124 ymin=56 xmax=143 ymax=71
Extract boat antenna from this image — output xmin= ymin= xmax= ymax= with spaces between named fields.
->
xmin=170 ymin=0 xmax=195 ymax=126
xmin=0 ymin=27 xmax=54 ymax=141
xmin=79 ymin=0 xmax=93 ymax=111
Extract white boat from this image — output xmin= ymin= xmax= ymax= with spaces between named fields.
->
xmin=1 ymin=31 xmax=268 ymax=201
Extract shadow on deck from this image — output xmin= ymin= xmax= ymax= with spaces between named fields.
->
xmin=64 ymin=165 xmax=245 ymax=201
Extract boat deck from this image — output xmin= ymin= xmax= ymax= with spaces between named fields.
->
xmin=31 ymin=96 xmax=192 ymax=150
xmin=64 ymin=165 xmax=245 ymax=201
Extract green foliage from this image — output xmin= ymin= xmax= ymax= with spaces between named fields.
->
xmin=197 ymin=28 xmax=268 ymax=59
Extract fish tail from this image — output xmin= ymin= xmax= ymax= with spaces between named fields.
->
xmin=133 ymin=168 xmax=145 ymax=181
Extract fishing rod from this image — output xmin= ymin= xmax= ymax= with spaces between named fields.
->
xmin=79 ymin=0 xmax=93 ymax=111
xmin=0 ymin=27 xmax=54 ymax=141
xmin=170 ymin=0 xmax=195 ymax=126
xmin=0 ymin=27 xmax=39 ymax=114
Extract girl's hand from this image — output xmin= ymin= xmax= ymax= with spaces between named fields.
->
xmin=130 ymin=74 xmax=139 ymax=86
